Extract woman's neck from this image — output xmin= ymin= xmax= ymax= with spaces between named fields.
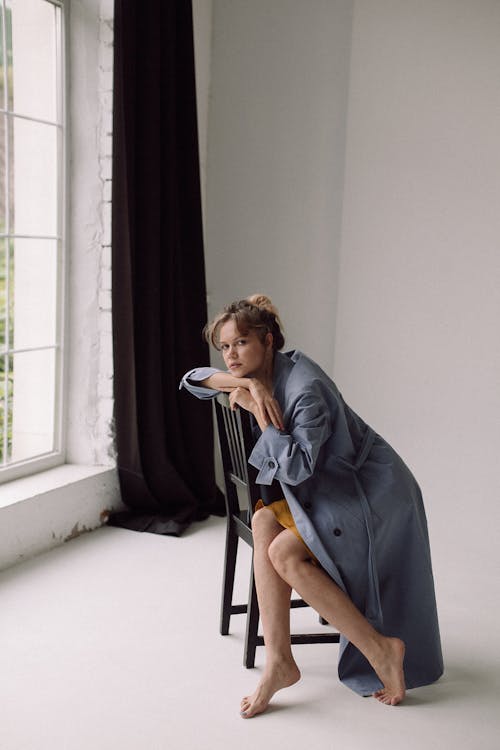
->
xmin=252 ymin=356 xmax=274 ymax=391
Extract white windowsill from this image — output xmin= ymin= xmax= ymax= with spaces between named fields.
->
xmin=0 ymin=464 xmax=123 ymax=571
xmin=0 ymin=464 xmax=114 ymax=510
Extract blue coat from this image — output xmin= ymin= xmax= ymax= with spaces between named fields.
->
xmin=180 ymin=349 xmax=443 ymax=695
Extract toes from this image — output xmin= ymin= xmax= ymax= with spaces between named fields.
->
xmin=240 ymin=704 xmax=257 ymax=719
xmin=373 ymin=690 xmax=400 ymax=706
xmin=240 ymin=697 xmax=255 ymax=718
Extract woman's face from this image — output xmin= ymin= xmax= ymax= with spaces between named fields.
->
xmin=219 ymin=320 xmax=271 ymax=378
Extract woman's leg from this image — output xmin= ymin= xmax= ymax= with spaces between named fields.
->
xmin=268 ymin=529 xmax=406 ymax=706
xmin=240 ymin=508 xmax=301 ymax=719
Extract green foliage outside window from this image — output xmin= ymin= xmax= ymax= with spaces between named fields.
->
xmin=0 ymin=242 xmax=14 ymax=463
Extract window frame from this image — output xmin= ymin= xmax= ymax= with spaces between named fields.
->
xmin=0 ymin=0 xmax=68 ymax=483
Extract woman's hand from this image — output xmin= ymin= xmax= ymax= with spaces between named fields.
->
xmin=248 ymin=379 xmax=284 ymax=431
xmin=228 ymin=387 xmax=256 ymax=415
xmin=228 ymin=385 xmax=283 ymax=432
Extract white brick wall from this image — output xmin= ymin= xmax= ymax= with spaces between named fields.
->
xmin=66 ymin=0 xmax=115 ymax=466
xmin=95 ymin=3 xmax=115 ymax=465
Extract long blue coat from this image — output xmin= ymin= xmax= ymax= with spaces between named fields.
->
xmin=180 ymin=349 xmax=443 ymax=696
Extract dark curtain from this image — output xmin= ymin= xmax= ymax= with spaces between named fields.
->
xmin=109 ymin=0 xmax=224 ymax=536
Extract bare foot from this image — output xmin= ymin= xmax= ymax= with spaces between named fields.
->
xmin=240 ymin=659 xmax=300 ymax=718
xmin=370 ymin=637 xmax=406 ymax=706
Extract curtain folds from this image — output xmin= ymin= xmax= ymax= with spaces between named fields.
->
xmin=110 ymin=0 xmax=223 ymax=536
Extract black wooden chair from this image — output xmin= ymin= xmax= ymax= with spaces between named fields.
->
xmin=214 ymin=392 xmax=340 ymax=668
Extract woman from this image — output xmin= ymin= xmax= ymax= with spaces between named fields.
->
xmin=180 ymin=295 xmax=443 ymax=718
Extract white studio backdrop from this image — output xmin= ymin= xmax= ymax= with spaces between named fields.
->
xmin=193 ymin=0 xmax=500 ymax=618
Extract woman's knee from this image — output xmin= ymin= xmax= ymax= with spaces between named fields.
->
xmin=268 ymin=531 xmax=306 ymax=579
xmin=251 ymin=506 xmax=280 ymax=540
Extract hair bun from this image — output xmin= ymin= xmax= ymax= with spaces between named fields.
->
xmin=246 ymin=293 xmax=284 ymax=339
xmin=246 ymin=293 xmax=278 ymax=316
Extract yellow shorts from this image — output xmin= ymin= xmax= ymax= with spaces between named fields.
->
xmin=255 ymin=498 xmax=318 ymax=564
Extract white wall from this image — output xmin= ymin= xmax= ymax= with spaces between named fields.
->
xmin=66 ymin=0 xmax=115 ymax=466
xmin=203 ymin=0 xmax=353 ymax=372
xmin=198 ymin=0 xmax=500 ymax=600
xmin=334 ymin=0 xmax=500 ymax=589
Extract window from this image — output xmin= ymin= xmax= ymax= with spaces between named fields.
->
xmin=0 ymin=0 xmax=65 ymax=481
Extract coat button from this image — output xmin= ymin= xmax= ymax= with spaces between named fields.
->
xmin=268 ymin=460 xmax=275 ymax=468
xmin=333 ymin=528 xmax=342 ymax=537
xmin=303 ymin=501 xmax=312 ymax=510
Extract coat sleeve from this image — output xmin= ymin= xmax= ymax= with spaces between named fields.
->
xmin=178 ymin=367 xmax=223 ymax=400
xmin=248 ymin=386 xmax=332 ymax=486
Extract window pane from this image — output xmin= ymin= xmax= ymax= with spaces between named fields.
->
xmin=0 ymin=353 xmax=13 ymax=463
xmin=0 ymin=114 xmax=14 ymax=232
xmin=8 ymin=0 xmax=58 ymax=122
xmin=0 ymin=354 xmax=5 ymax=462
xmin=1 ymin=5 xmax=14 ymax=111
xmin=12 ymin=238 xmax=57 ymax=350
xmin=0 ymin=0 xmax=64 ymax=477
xmin=0 ymin=9 xmax=4 ymax=110
xmin=0 ymin=240 xmax=5 ymax=351
xmin=11 ymin=348 xmax=55 ymax=462
xmin=0 ymin=116 xmax=6 ymax=233
xmin=12 ymin=117 xmax=58 ymax=236
xmin=0 ymin=238 xmax=13 ymax=352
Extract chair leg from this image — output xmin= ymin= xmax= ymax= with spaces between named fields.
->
xmin=220 ymin=521 xmax=239 ymax=636
xmin=243 ymin=557 xmax=260 ymax=669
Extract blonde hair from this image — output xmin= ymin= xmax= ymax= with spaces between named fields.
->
xmin=204 ymin=294 xmax=285 ymax=351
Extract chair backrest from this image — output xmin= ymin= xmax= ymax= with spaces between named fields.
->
xmin=214 ymin=393 xmax=260 ymax=520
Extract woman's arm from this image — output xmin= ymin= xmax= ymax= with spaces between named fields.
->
xmin=201 ymin=372 xmax=283 ymax=430
xmin=181 ymin=367 xmax=283 ymax=429
xmin=178 ymin=367 xmax=223 ymax=399
xmin=248 ymin=385 xmax=333 ymax=486
xmin=200 ymin=372 xmax=253 ymax=392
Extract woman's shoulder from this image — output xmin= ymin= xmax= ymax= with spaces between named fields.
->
xmin=282 ymin=349 xmax=330 ymax=380
xmin=277 ymin=350 xmax=338 ymax=395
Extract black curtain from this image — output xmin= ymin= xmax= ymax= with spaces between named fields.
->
xmin=109 ymin=0 xmax=224 ymax=536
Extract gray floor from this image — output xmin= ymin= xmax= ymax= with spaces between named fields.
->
xmin=1 ymin=516 xmax=499 ymax=750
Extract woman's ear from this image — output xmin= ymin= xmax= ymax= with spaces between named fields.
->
xmin=265 ymin=332 xmax=273 ymax=350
